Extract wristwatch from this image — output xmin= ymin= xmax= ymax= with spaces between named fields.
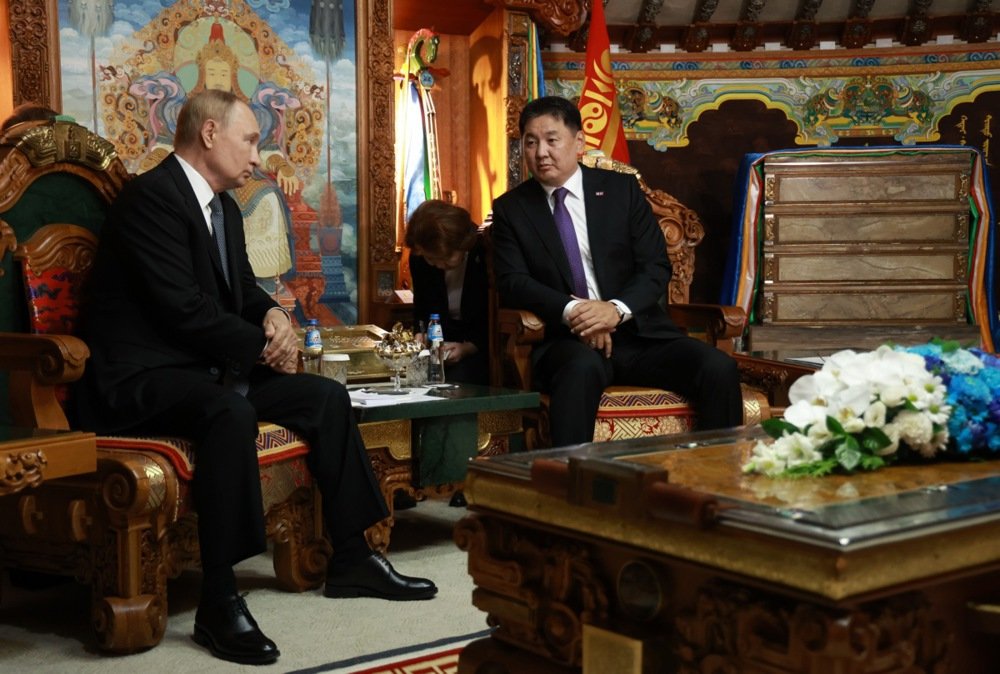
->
xmin=612 ymin=302 xmax=626 ymax=325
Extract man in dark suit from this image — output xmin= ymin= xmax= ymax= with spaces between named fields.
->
xmin=76 ymin=90 xmax=436 ymax=666
xmin=491 ymin=96 xmax=743 ymax=447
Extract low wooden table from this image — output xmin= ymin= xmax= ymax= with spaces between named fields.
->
xmin=0 ymin=427 xmax=96 ymax=496
xmin=354 ymin=384 xmax=538 ymax=550
xmin=456 ymin=426 xmax=1000 ymax=673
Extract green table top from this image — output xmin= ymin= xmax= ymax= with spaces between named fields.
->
xmin=351 ymin=384 xmax=539 ymax=423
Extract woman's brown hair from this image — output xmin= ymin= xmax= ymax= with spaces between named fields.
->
xmin=405 ymin=199 xmax=478 ymax=259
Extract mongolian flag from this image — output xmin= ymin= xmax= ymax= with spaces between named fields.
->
xmin=579 ymin=0 xmax=630 ymax=163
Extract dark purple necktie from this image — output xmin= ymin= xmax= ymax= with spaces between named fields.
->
xmin=552 ymin=187 xmax=588 ymax=298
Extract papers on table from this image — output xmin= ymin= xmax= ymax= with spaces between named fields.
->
xmin=349 ymin=386 xmax=452 ymax=407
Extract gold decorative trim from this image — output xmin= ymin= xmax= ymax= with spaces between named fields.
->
xmin=762 ymin=255 xmax=775 ymax=282
xmin=957 ymin=213 xmax=969 ymax=241
xmin=955 ymin=291 xmax=968 ymax=320
xmin=478 ymin=410 xmax=523 ymax=453
xmin=2 ymin=450 xmax=47 ymax=495
xmin=15 ymin=123 xmax=119 ymax=171
xmin=956 ymin=252 xmax=969 ymax=283
xmin=359 ymin=419 xmax=411 ymax=461
xmin=958 ymin=170 xmax=971 ymax=200
xmin=479 ymin=410 xmax=522 ymax=436
xmin=763 ymin=213 xmax=776 ymax=242
xmin=0 ymin=122 xmax=130 ymax=213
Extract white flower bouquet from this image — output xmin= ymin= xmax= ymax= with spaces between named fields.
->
xmin=743 ymin=345 xmax=953 ymax=477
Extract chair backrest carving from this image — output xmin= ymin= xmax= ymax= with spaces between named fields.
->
xmin=580 ymin=154 xmax=704 ymax=304
xmin=15 ymin=224 xmax=98 ymax=336
xmin=0 ymin=120 xmax=129 ymax=424
xmin=0 ymin=121 xmax=129 ymax=211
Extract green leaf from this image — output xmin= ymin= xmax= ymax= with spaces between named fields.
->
xmin=859 ymin=454 xmax=887 ymax=471
xmin=814 ymin=438 xmax=840 ymax=458
xmin=761 ymin=418 xmax=799 ymax=439
xmin=933 ymin=338 xmax=960 ymax=353
xmin=843 ymin=434 xmax=860 ymax=452
xmin=835 ymin=444 xmax=862 ymax=471
xmin=826 ymin=416 xmax=846 ymax=435
xmin=861 ymin=427 xmax=891 ymax=451
xmin=786 ymin=458 xmax=838 ymax=477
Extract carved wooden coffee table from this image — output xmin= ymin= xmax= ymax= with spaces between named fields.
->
xmin=353 ymin=384 xmax=538 ymax=551
xmin=455 ymin=426 xmax=1000 ymax=673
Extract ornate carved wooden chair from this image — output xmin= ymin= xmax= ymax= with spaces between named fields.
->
xmin=0 ymin=119 xmax=330 ymax=652
xmin=493 ymin=155 xmax=768 ymax=448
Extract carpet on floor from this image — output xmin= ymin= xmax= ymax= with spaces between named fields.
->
xmin=289 ymin=628 xmax=492 ymax=674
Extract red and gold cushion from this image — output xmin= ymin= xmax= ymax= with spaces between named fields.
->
xmin=593 ymin=385 xmax=696 ymax=442
xmin=98 ymin=422 xmax=309 ymax=482
xmin=23 ymin=265 xmax=84 ymax=335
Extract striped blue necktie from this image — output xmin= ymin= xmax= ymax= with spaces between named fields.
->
xmin=208 ymin=195 xmax=247 ymax=395
xmin=209 ymin=195 xmax=230 ymax=287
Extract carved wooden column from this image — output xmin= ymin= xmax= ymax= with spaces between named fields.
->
xmin=358 ymin=0 xmax=396 ymax=324
xmin=7 ymin=0 xmax=61 ymax=109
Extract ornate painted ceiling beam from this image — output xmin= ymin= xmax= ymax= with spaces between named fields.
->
xmin=900 ymin=0 xmax=934 ymax=45
xmin=842 ymin=0 xmax=877 ymax=48
xmin=962 ymin=0 xmax=996 ymax=42
xmin=624 ymin=0 xmax=666 ymax=53
xmin=731 ymin=0 xmax=766 ymax=51
xmin=488 ymin=0 xmax=587 ymax=37
xmin=682 ymin=0 xmax=721 ymax=52
xmin=787 ymin=0 xmax=824 ymax=50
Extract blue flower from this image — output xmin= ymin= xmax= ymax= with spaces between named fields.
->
xmin=904 ymin=343 xmax=1000 ymax=457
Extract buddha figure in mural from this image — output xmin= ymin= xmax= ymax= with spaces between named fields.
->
xmin=128 ymin=18 xmax=304 ymax=297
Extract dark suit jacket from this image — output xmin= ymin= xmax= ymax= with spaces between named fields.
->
xmin=76 ymin=153 xmax=278 ymax=432
xmin=491 ymin=164 xmax=683 ymax=353
xmin=409 ymin=236 xmax=490 ymax=357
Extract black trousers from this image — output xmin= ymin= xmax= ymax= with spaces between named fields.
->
xmin=534 ymin=333 xmax=744 ymax=448
xmin=133 ymin=369 xmax=388 ymax=569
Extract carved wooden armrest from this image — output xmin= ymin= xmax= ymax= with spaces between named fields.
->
xmin=497 ymin=308 xmax=545 ymax=391
xmin=498 ymin=308 xmax=545 ymax=344
xmin=0 ymin=332 xmax=89 ymax=429
xmin=667 ymin=304 xmax=746 ymax=351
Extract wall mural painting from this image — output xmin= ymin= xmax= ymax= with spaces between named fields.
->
xmin=58 ymin=0 xmax=359 ymax=327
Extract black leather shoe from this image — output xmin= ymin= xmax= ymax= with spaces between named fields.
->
xmin=324 ymin=553 xmax=437 ymax=601
xmin=193 ymin=593 xmax=280 ymax=665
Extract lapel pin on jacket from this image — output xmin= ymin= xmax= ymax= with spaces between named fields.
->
xmin=595 ymin=191 xmax=605 ymax=196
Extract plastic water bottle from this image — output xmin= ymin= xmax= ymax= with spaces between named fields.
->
xmin=303 ymin=318 xmax=323 ymax=374
xmin=427 ymin=314 xmax=445 ymax=384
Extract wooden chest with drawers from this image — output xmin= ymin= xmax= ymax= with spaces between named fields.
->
xmin=749 ymin=148 xmax=982 ymax=351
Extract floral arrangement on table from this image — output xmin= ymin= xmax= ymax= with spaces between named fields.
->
xmin=743 ymin=341 xmax=1000 ymax=478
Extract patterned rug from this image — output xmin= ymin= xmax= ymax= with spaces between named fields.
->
xmin=288 ymin=629 xmax=491 ymax=674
